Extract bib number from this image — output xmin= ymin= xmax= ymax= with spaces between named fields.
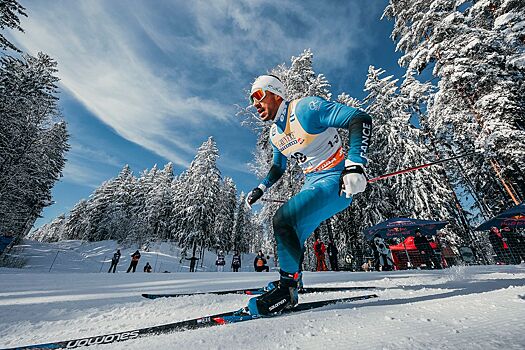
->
xmin=291 ymin=152 xmax=307 ymax=164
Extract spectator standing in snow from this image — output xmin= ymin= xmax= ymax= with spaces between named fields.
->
xmin=488 ymin=226 xmax=510 ymax=264
xmin=126 ymin=250 xmax=141 ymax=273
xmin=254 ymin=250 xmax=269 ymax=272
xmin=143 ymin=262 xmax=152 ymax=273
xmin=414 ymin=230 xmax=435 ymax=269
xmin=501 ymin=224 xmax=522 ymax=264
xmin=231 ymin=251 xmax=242 ymax=272
xmin=184 ymin=256 xmax=200 ymax=272
xmin=108 ymin=249 xmax=121 ymax=273
xmin=371 ymin=234 xmax=394 ymax=271
xmin=313 ymin=237 xmax=328 ymax=271
xmin=327 ymin=239 xmax=339 ymax=271
xmin=216 ymin=250 xmax=226 ymax=272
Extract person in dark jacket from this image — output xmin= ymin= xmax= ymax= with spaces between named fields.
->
xmin=126 ymin=250 xmax=141 ymax=273
xmin=108 ymin=249 xmax=121 ymax=273
xmin=327 ymin=239 xmax=339 ymax=271
xmin=254 ymin=250 xmax=269 ymax=272
xmin=143 ymin=262 xmax=152 ymax=273
xmin=184 ymin=256 xmax=200 ymax=272
xmin=414 ymin=230 xmax=434 ymax=268
xmin=231 ymin=251 xmax=242 ymax=272
xmin=489 ymin=226 xmax=511 ymax=264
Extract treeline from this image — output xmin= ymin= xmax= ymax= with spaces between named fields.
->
xmin=0 ymin=1 xmax=69 ymax=240
xmin=29 ymin=137 xmax=264 ymax=257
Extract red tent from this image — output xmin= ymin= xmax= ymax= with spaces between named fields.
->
xmin=388 ymin=236 xmax=438 ymax=251
xmin=388 ymin=236 xmax=442 ymax=269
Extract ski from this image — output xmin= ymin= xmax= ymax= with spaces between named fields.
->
xmin=5 ymin=294 xmax=378 ymax=350
xmin=142 ymin=285 xmax=376 ymax=299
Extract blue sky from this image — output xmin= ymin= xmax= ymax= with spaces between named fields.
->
xmin=8 ymin=0 xmax=405 ymax=227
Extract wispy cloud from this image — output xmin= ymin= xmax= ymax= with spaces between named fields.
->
xmin=70 ymin=144 xmax=122 ymax=168
xmin=61 ymin=161 xmax=107 ymax=189
xmin=10 ymin=0 xmax=378 ymax=171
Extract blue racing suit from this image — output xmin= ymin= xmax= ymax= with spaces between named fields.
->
xmin=260 ymin=96 xmax=372 ymax=274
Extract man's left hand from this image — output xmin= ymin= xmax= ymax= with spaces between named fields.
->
xmin=339 ymin=160 xmax=367 ymax=197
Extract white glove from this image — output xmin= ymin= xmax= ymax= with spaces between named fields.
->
xmin=339 ymin=160 xmax=367 ymax=198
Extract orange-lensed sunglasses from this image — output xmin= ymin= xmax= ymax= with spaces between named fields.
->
xmin=250 ymin=89 xmax=267 ymax=104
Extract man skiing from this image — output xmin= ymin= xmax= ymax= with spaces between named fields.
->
xmin=126 ymin=250 xmax=141 ymax=273
xmin=245 ymin=74 xmax=372 ymax=316
xmin=108 ymin=249 xmax=121 ymax=273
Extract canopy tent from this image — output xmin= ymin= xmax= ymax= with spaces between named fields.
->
xmin=475 ymin=202 xmax=525 ymax=231
xmin=364 ymin=217 xmax=448 ymax=240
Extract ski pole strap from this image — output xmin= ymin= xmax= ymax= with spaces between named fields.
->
xmin=367 ymin=152 xmax=476 ymax=183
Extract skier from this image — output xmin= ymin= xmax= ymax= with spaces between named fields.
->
xmin=216 ymin=250 xmax=226 ymax=272
xmin=245 ymin=74 xmax=372 ymax=315
xmin=254 ymin=250 xmax=269 ymax=272
xmin=143 ymin=262 xmax=152 ymax=273
xmin=126 ymin=250 xmax=141 ymax=273
xmin=231 ymin=251 xmax=242 ymax=272
xmin=108 ymin=249 xmax=121 ymax=273
xmin=313 ymin=237 xmax=328 ymax=271
xmin=327 ymin=239 xmax=339 ymax=271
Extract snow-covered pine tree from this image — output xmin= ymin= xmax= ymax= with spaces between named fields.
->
xmin=167 ymin=173 xmax=185 ymax=240
xmin=247 ymin=211 xmax=265 ymax=254
xmin=0 ymin=53 xmax=69 ymax=238
xmin=28 ymin=213 xmax=66 ymax=242
xmin=152 ymin=163 xmax=175 ymax=241
xmin=361 ymin=65 xmax=464 ymax=243
xmin=382 ymin=0 xmax=525 ymax=215
xmin=63 ymin=200 xmax=89 ymax=240
xmin=81 ymin=180 xmax=116 ymax=242
xmin=231 ymin=192 xmax=250 ymax=253
xmin=214 ymin=177 xmax=237 ymax=252
xmin=0 ymin=0 xmax=26 ymax=52
xmin=141 ymin=164 xmax=175 ymax=241
xmin=19 ymin=122 xmax=69 ymax=238
xmin=174 ymin=137 xmax=222 ymax=257
xmin=97 ymin=165 xmax=137 ymax=242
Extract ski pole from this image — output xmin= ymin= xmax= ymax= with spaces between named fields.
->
xmin=261 ymin=153 xmax=476 ymax=203
xmin=261 ymin=198 xmax=287 ymax=204
xmin=367 ymin=152 xmax=476 ymax=183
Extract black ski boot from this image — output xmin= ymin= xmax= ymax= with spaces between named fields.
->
xmin=247 ymin=270 xmax=301 ymax=316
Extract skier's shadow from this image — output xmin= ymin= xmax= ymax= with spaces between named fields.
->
xmin=332 ymin=278 xmax=525 ymax=310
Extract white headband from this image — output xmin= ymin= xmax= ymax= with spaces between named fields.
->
xmin=251 ymin=75 xmax=286 ymax=100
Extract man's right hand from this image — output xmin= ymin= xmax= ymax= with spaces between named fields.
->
xmin=245 ymin=186 xmax=264 ymax=208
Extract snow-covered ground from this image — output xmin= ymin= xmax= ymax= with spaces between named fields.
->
xmin=1 ymin=242 xmax=524 ymax=349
